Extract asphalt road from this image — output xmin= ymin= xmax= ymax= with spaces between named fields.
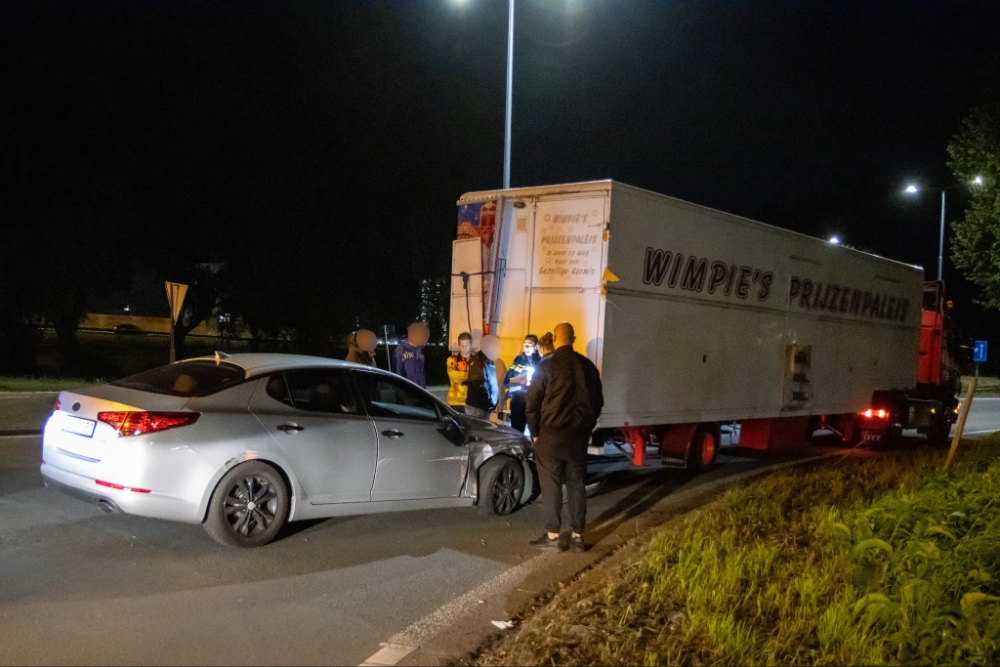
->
xmin=958 ymin=395 xmax=1000 ymax=436
xmin=0 ymin=399 xmax=997 ymax=666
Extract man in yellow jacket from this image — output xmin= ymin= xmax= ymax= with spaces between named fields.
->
xmin=447 ymin=332 xmax=474 ymax=412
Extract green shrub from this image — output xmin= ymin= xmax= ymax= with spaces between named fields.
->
xmin=480 ymin=437 xmax=1000 ymax=666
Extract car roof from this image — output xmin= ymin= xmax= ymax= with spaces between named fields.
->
xmin=181 ymin=353 xmax=377 ymax=378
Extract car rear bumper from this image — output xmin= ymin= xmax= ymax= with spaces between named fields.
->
xmin=40 ymin=463 xmax=206 ymax=524
xmin=42 ymin=473 xmax=123 ymax=513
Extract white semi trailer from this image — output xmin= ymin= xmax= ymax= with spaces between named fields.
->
xmin=450 ymin=181 xmax=957 ymax=469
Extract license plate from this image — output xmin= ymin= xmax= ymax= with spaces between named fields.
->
xmin=62 ymin=415 xmax=96 ymax=438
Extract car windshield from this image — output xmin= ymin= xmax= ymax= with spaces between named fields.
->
xmin=111 ymin=360 xmax=246 ymax=397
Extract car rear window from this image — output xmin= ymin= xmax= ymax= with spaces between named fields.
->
xmin=111 ymin=360 xmax=247 ymax=397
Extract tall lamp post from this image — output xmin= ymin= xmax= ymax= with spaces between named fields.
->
xmin=503 ymin=0 xmax=514 ymax=189
xmin=456 ymin=0 xmax=515 ymax=188
xmin=904 ymin=176 xmax=984 ymax=282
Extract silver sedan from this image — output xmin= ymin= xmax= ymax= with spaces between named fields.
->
xmin=41 ymin=353 xmax=532 ymax=547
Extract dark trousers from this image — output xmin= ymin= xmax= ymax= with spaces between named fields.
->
xmin=509 ymin=392 xmax=527 ymax=433
xmin=534 ymin=434 xmax=588 ymax=535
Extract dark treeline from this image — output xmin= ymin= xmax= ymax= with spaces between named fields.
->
xmin=0 ymin=1 xmax=498 ymax=372
xmin=3 ymin=1 xmax=1000 ymax=375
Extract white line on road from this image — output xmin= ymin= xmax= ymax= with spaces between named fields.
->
xmin=357 ymin=452 xmax=855 ymax=667
xmin=358 ymin=552 xmax=554 ymax=666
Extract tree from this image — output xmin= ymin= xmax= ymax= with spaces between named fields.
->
xmin=170 ymin=264 xmax=230 ymax=361
xmin=948 ymin=57 xmax=1000 ymax=309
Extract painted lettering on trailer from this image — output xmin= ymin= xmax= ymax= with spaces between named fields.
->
xmin=643 ymin=247 xmax=773 ymax=302
xmin=788 ymin=276 xmax=909 ymax=323
xmin=641 ymin=247 xmax=911 ymax=322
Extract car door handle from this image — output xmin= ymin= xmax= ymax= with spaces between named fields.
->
xmin=277 ymin=423 xmax=304 ymax=433
xmin=381 ymin=429 xmax=404 ymax=439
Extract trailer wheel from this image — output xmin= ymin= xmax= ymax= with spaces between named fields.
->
xmin=925 ymin=415 xmax=949 ymax=444
xmin=690 ymin=423 xmax=720 ymax=472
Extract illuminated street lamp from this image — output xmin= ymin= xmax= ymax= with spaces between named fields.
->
xmin=904 ymin=176 xmax=984 ymax=281
xmin=828 ymin=236 xmax=840 ymax=244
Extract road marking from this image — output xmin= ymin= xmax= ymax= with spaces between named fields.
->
xmin=357 ymin=452 xmax=857 ymax=667
xmin=358 ymin=552 xmax=554 ymax=666
xmin=961 ymin=429 xmax=999 ymax=435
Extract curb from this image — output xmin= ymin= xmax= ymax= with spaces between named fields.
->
xmin=0 ymin=430 xmax=42 ymax=437
xmin=400 ymin=448 xmax=859 ymax=667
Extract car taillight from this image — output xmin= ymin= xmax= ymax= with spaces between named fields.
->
xmin=54 ymin=399 xmax=61 ymax=411
xmin=96 ymin=479 xmax=151 ymax=493
xmin=860 ymin=408 xmax=888 ymax=419
xmin=97 ymin=411 xmax=200 ymax=437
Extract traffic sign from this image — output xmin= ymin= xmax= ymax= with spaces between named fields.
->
xmin=165 ymin=282 xmax=189 ymax=363
xmin=973 ymin=340 xmax=988 ymax=364
xmin=165 ymin=282 xmax=188 ymax=325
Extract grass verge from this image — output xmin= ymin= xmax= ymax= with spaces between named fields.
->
xmin=962 ymin=375 xmax=1000 ymax=396
xmin=475 ymin=437 xmax=1000 ymax=666
xmin=0 ymin=376 xmax=96 ymax=392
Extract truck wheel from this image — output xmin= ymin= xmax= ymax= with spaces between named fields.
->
xmin=690 ymin=423 xmax=720 ymax=473
xmin=840 ymin=415 xmax=860 ymax=445
xmin=203 ymin=461 xmax=289 ymax=548
xmin=925 ymin=416 xmax=949 ymax=444
xmin=478 ymin=456 xmax=524 ymax=516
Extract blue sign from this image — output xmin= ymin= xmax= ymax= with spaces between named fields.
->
xmin=973 ymin=340 xmax=988 ymax=363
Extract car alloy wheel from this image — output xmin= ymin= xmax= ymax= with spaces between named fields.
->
xmin=204 ymin=461 xmax=289 ymax=547
xmin=224 ymin=474 xmax=280 ymax=537
xmin=479 ymin=456 xmax=524 ymax=516
xmin=492 ymin=465 xmax=521 ymax=514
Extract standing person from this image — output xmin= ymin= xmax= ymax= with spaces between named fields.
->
xmin=504 ymin=334 xmax=541 ymax=434
xmin=526 ymin=322 xmax=603 ymax=553
xmin=345 ymin=329 xmax=378 ymax=367
xmin=537 ymin=332 xmax=555 ymax=357
xmin=393 ymin=322 xmax=429 ymax=388
xmin=447 ymin=332 xmax=474 ymax=412
xmin=465 ymin=334 xmax=501 ymax=420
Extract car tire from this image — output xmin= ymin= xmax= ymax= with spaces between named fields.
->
xmin=478 ymin=456 xmax=524 ymax=516
xmin=689 ymin=423 xmax=720 ymax=473
xmin=203 ymin=461 xmax=290 ymax=548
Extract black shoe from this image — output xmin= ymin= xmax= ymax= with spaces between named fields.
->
xmin=569 ymin=535 xmax=586 ymax=553
xmin=530 ymin=534 xmax=564 ymax=552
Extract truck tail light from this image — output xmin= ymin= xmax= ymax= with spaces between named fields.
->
xmin=97 ymin=411 xmax=200 ymax=437
xmin=860 ymin=408 xmax=888 ymax=420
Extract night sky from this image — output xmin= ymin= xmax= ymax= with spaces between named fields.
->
xmin=2 ymin=1 xmax=999 ymax=359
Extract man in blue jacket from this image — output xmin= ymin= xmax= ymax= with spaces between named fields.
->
xmin=393 ymin=322 xmax=429 ymax=388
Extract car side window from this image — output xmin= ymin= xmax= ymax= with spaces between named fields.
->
xmin=353 ymin=372 xmax=441 ymax=422
xmin=266 ymin=370 xmax=359 ymax=415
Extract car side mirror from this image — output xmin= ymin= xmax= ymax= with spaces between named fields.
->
xmin=438 ymin=416 xmax=466 ymax=446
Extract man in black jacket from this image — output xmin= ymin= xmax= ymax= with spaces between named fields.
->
xmin=526 ymin=322 xmax=603 ymax=553
xmin=465 ymin=334 xmax=501 ymax=420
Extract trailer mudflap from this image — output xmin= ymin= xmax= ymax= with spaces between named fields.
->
xmin=740 ymin=417 xmax=810 ymax=450
xmin=658 ymin=423 xmax=698 ymax=468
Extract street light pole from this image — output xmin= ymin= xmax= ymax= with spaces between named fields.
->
xmin=937 ymin=189 xmax=945 ymax=281
xmin=503 ymin=0 xmax=514 ymax=190
xmin=905 ymin=176 xmax=984 ymax=282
